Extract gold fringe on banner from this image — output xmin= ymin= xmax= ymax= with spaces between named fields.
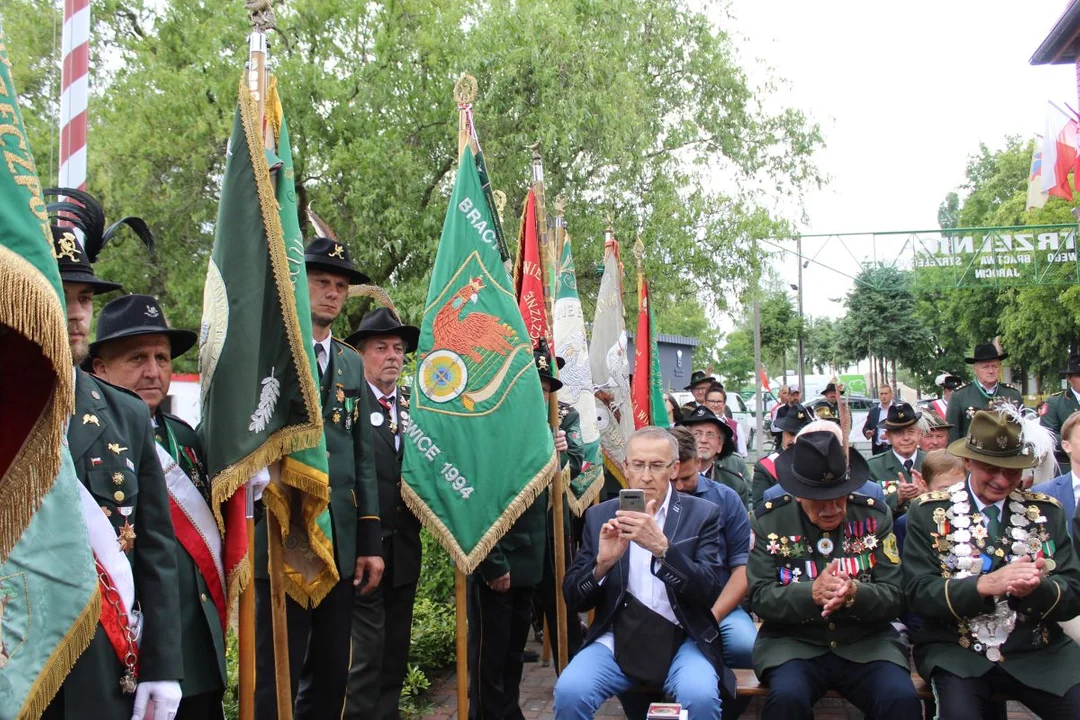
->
xmin=400 ymin=450 xmax=558 ymax=575
xmin=16 ymin=588 xmax=101 ymax=720
xmin=564 ymin=464 xmax=604 ymax=517
xmin=0 ymin=245 xmax=74 ymax=564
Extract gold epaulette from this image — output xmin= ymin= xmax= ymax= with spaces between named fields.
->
xmin=913 ymin=488 xmax=951 ymax=506
xmin=1019 ymin=490 xmax=1062 ymax=507
xmin=336 ymin=338 xmax=361 ymax=355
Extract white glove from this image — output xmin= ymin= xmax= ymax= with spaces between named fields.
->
xmin=131 ymin=680 xmax=182 ymax=720
xmin=250 ymin=466 xmax=271 ymax=502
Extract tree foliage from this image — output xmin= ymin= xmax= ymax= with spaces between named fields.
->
xmin=1 ymin=0 xmax=822 ymax=372
xmin=922 ymin=136 xmax=1080 ymax=385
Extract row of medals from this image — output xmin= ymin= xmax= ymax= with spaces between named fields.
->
xmin=933 ymin=487 xmax=1051 ymax=662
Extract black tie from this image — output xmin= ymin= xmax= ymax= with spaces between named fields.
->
xmin=314 ymin=343 xmax=326 ymax=379
xmin=903 ymin=459 xmax=913 ymax=473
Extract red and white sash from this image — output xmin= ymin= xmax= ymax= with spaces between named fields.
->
xmin=931 ymin=399 xmax=947 ymax=419
xmin=76 ymin=479 xmax=140 ymax=666
xmin=760 ymin=452 xmax=779 ymax=480
xmin=154 ymin=442 xmax=227 ymax=628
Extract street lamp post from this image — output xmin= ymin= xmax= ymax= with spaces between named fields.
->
xmin=795 ymin=235 xmax=806 ymax=393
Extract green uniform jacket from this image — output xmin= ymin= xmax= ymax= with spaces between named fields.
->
xmin=867 ymin=449 xmax=924 ymax=517
xmin=1040 ymin=388 xmax=1080 ymax=465
xmin=706 ymin=454 xmax=751 ymax=509
xmin=54 ymin=370 xmax=182 ymax=718
xmin=946 ymin=382 xmax=1024 ymax=443
xmin=159 ymin=412 xmax=227 ymax=696
xmin=474 ymin=405 xmax=571 ymax=587
xmin=902 ymin=482 xmax=1080 ymax=695
xmin=255 ymin=338 xmax=380 ymax=583
xmin=748 ymin=492 xmax=908 ymax=679
xmin=751 ymin=452 xmax=780 ymax=508
xmin=365 ymin=384 xmax=421 ymax=588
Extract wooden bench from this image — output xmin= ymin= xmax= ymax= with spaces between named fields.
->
xmin=731 ymin=668 xmax=932 ymax=699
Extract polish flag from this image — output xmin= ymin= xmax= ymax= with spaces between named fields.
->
xmin=1041 ymin=102 xmax=1078 ymax=200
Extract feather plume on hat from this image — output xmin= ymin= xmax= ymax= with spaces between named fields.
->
xmin=993 ymin=403 xmax=1054 ymax=481
xmin=44 ymin=187 xmax=155 ymax=261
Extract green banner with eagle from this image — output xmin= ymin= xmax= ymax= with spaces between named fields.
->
xmin=401 ymin=147 xmax=556 ymax=573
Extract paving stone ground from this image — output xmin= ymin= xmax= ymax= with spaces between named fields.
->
xmin=421 ymin=638 xmax=1039 ymax=720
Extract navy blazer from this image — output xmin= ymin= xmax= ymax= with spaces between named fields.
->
xmin=563 ymin=490 xmax=735 ymax=695
xmin=1032 ymin=473 xmax=1076 ymax=536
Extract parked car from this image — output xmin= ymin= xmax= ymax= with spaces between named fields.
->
xmin=806 ymin=394 xmax=873 ymax=451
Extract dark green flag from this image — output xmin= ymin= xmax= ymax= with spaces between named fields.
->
xmin=402 ymin=147 xmax=556 ymax=573
xmin=199 ymin=79 xmax=336 ymax=606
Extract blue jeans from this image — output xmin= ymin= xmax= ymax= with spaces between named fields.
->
xmin=553 ymin=638 xmax=721 ymax=720
xmin=718 ymin=607 xmax=756 ymax=669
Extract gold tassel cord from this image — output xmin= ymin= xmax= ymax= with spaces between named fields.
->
xmin=0 ymin=245 xmax=74 ymax=565
xmin=399 ymin=449 xmax=558 ymax=575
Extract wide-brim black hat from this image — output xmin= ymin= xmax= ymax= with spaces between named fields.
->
xmin=533 ymin=341 xmax=565 ymax=392
xmin=879 ymin=401 xmax=921 ymax=430
xmin=965 ymin=342 xmax=1008 ymax=364
xmin=1061 ymin=354 xmax=1080 ymax=377
xmin=775 ymin=431 xmax=870 ymax=500
xmin=89 ymin=294 xmax=197 ymax=359
xmin=822 ymin=382 xmax=839 ymax=394
xmin=52 ymin=226 xmax=123 ymax=294
xmin=936 ymin=373 xmax=963 ymax=390
xmin=684 ymin=370 xmax=716 ymax=391
xmin=345 ymin=307 xmax=420 ymax=353
xmin=774 ymin=404 xmax=812 ymax=434
xmin=678 ymin=404 xmax=735 ymax=457
xmin=304 ymin=237 xmax=370 ymax=285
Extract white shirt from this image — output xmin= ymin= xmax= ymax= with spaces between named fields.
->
xmin=893 ymin=449 xmax=918 ymax=471
xmin=876 ymin=403 xmax=892 ymax=445
xmin=979 ymin=383 xmax=999 ymax=395
xmin=1071 ymin=472 xmax=1080 ymax=506
xmin=968 ymin=478 xmax=1005 ymax=519
xmin=369 ymin=381 xmax=399 ymax=450
xmin=1072 ymin=388 xmax=1080 ymax=406
xmin=313 ymin=335 xmax=332 ymax=375
xmin=597 ymin=484 xmax=678 ymax=654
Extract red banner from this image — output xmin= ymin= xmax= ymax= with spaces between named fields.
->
xmin=631 ymin=277 xmax=652 ymax=429
xmin=514 ymin=189 xmax=548 ymax=349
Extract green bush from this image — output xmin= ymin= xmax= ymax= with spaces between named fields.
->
xmin=219 ymin=529 xmax=458 ymax=719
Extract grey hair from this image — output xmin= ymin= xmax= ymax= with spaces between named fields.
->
xmin=667 ymin=425 xmax=697 ymax=463
xmin=629 ymin=425 xmax=679 ymax=461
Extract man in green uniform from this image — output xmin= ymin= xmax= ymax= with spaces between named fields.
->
xmin=867 ymin=402 xmax=927 ymax=518
xmin=343 ymin=306 xmax=422 ymax=720
xmin=536 ymin=351 xmax=586 ymax=669
xmin=88 ymin=294 xmax=227 ymax=719
xmin=748 ymin=430 xmax=919 ymax=719
xmin=903 ymin=409 xmax=1080 ymax=717
xmin=946 ymin=343 xmax=1023 ymax=443
xmin=42 ymin=193 xmax=183 ymax=720
xmin=254 ymin=237 xmax=382 ymax=720
xmin=1039 ymin=353 xmax=1080 ymax=469
xmin=679 ymin=405 xmax=750 ymax=508
xmin=467 ymin=344 xmax=560 ymax=718
xmin=752 ymin=403 xmax=811 ymax=508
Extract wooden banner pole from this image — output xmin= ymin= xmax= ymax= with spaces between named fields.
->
xmin=454 ymin=569 xmax=469 ymax=713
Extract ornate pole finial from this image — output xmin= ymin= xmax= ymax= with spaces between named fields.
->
xmin=554 ymin=194 xmax=568 ymax=218
xmin=492 ymin=189 xmax=507 ymax=222
xmin=633 ymin=234 xmax=645 ymax=266
xmin=246 ymin=0 xmax=276 ymax=32
xmin=454 ymin=73 xmax=478 ymax=105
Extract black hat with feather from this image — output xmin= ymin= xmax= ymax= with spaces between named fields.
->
xmin=45 ymin=188 xmax=155 ymax=294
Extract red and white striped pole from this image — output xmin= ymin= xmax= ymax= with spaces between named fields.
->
xmin=59 ymin=0 xmax=90 ymax=191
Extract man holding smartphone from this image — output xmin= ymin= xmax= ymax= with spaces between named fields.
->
xmin=553 ymin=427 xmax=732 ymax=720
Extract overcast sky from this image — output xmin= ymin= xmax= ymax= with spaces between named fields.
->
xmin=714 ymin=1 xmax=1077 ymax=319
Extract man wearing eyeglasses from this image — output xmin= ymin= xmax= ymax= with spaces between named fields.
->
xmin=553 ymin=427 xmax=733 ymax=720
xmin=680 ymin=405 xmax=751 ymax=509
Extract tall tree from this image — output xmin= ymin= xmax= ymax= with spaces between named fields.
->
xmin=2 ymin=0 xmax=823 ymax=372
